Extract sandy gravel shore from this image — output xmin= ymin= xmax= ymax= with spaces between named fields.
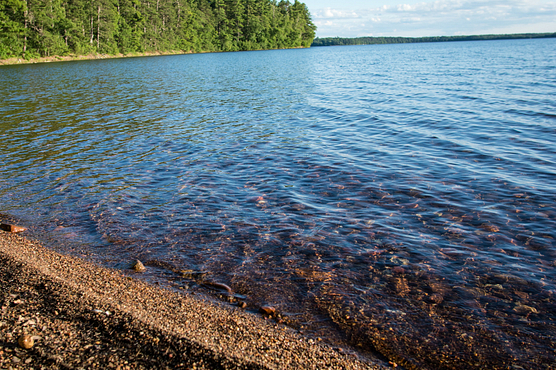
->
xmin=0 ymin=51 xmax=188 ymax=66
xmin=0 ymin=230 xmax=386 ymax=369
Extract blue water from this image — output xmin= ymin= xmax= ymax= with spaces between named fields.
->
xmin=1 ymin=39 xmax=555 ymax=369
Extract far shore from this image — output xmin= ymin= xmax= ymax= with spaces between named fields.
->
xmin=0 ymin=50 xmax=193 ymax=66
xmin=0 ymin=46 xmax=308 ymax=67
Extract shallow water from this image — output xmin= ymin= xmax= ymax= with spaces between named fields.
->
xmin=1 ymin=40 xmax=555 ymax=369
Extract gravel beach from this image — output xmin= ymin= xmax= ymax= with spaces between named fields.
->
xmin=0 ymin=230 xmax=387 ymax=370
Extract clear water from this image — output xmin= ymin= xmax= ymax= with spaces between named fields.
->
xmin=1 ymin=40 xmax=555 ymax=369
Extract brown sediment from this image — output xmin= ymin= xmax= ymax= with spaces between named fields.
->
xmin=0 ymin=231 xmax=384 ymax=369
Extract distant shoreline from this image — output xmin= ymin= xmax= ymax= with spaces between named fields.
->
xmin=4 ymin=31 xmax=552 ymax=66
xmin=0 ymin=50 xmax=190 ymax=66
xmin=311 ymin=32 xmax=556 ymax=47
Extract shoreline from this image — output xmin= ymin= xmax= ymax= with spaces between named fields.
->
xmin=0 ymin=51 xmax=193 ymax=66
xmin=0 ymin=46 xmax=308 ymax=66
xmin=0 ymin=228 xmax=385 ymax=369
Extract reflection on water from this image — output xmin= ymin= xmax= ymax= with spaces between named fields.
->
xmin=1 ymin=40 xmax=555 ymax=369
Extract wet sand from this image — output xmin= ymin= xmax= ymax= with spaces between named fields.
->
xmin=0 ymin=230 xmax=386 ymax=369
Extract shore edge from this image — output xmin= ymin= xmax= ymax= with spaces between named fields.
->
xmin=0 ymin=229 xmax=384 ymax=369
xmin=0 ymin=46 xmax=309 ymax=66
xmin=0 ymin=51 xmax=193 ymax=66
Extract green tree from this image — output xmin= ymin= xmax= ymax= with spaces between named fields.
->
xmin=225 ymin=0 xmax=243 ymax=50
xmin=0 ymin=0 xmax=318 ymax=60
xmin=0 ymin=0 xmax=27 ymax=58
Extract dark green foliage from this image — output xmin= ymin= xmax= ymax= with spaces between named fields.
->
xmin=0 ymin=0 xmax=27 ymax=58
xmin=312 ymin=33 xmax=556 ymax=47
xmin=0 ymin=0 xmax=316 ymax=58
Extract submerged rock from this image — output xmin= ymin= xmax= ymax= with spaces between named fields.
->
xmin=259 ymin=306 xmax=276 ymax=316
xmin=132 ymin=260 xmax=146 ymax=272
xmin=0 ymin=224 xmax=26 ymax=233
xmin=202 ymin=281 xmax=233 ymax=294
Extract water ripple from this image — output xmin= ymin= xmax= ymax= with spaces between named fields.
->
xmin=1 ymin=40 xmax=556 ymax=368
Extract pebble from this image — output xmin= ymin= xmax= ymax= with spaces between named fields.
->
xmin=0 ymin=230 xmax=383 ymax=370
xmin=132 ymin=260 xmax=146 ymax=272
xmin=18 ymin=334 xmax=34 ymax=349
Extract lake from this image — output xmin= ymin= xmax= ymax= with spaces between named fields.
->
xmin=1 ymin=39 xmax=555 ymax=369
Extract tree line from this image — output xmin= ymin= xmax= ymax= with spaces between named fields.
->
xmin=0 ymin=0 xmax=316 ymax=59
xmin=312 ymin=32 xmax=556 ymax=47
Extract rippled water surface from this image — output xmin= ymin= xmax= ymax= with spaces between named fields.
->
xmin=1 ymin=40 xmax=556 ymax=369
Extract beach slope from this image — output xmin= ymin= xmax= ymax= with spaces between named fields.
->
xmin=0 ymin=231 xmax=382 ymax=369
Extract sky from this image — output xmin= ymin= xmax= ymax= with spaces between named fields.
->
xmin=302 ymin=0 xmax=556 ymax=38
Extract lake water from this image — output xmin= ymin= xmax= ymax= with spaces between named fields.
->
xmin=1 ymin=39 xmax=555 ymax=369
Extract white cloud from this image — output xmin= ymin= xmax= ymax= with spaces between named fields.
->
xmin=315 ymin=7 xmax=360 ymax=19
xmin=310 ymin=0 xmax=556 ymax=37
xmin=397 ymin=4 xmax=414 ymax=11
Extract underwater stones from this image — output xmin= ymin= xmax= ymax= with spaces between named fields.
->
xmin=0 ymin=224 xmax=26 ymax=233
xmin=428 ymin=293 xmax=444 ymax=304
xmin=180 ymin=270 xmax=207 ymax=279
xmin=481 ymin=224 xmax=500 ymax=233
xmin=393 ymin=277 xmax=410 ymax=296
xmin=18 ymin=334 xmax=34 ymax=349
xmin=259 ymin=306 xmax=276 ymax=316
xmin=247 ymin=196 xmax=266 ymax=205
xmin=392 ymin=266 xmax=405 ymax=274
xmin=514 ymin=302 xmax=538 ymax=314
xmin=132 ymin=260 xmax=146 ymax=272
xmin=202 ymin=281 xmax=233 ymax=295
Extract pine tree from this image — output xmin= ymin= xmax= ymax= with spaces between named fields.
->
xmin=0 ymin=0 xmax=317 ymax=59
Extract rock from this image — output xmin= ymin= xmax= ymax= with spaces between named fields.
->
xmin=248 ymin=196 xmax=265 ymax=203
xmin=18 ymin=334 xmax=34 ymax=349
xmin=132 ymin=260 xmax=146 ymax=272
xmin=180 ymin=270 xmax=207 ymax=279
xmin=238 ymin=301 xmax=247 ymax=309
xmin=0 ymin=224 xmax=26 ymax=233
xmin=392 ymin=266 xmax=405 ymax=274
xmin=428 ymin=293 xmax=444 ymax=304
xmin=514 ymin=303 xmax=538 ymax=314
xmin=259 ymin=306 xmax=276 ymax=315
xmin=481 ymin=224 xmax=499 ymax=233
xmin=202 ymin=281 xmax=233 ymax=295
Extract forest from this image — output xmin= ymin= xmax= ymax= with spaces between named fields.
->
xmin=0 ymin=0 xmax=316 ymax=59
xmin=311 ymin=32 xmax=556 ymax=47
